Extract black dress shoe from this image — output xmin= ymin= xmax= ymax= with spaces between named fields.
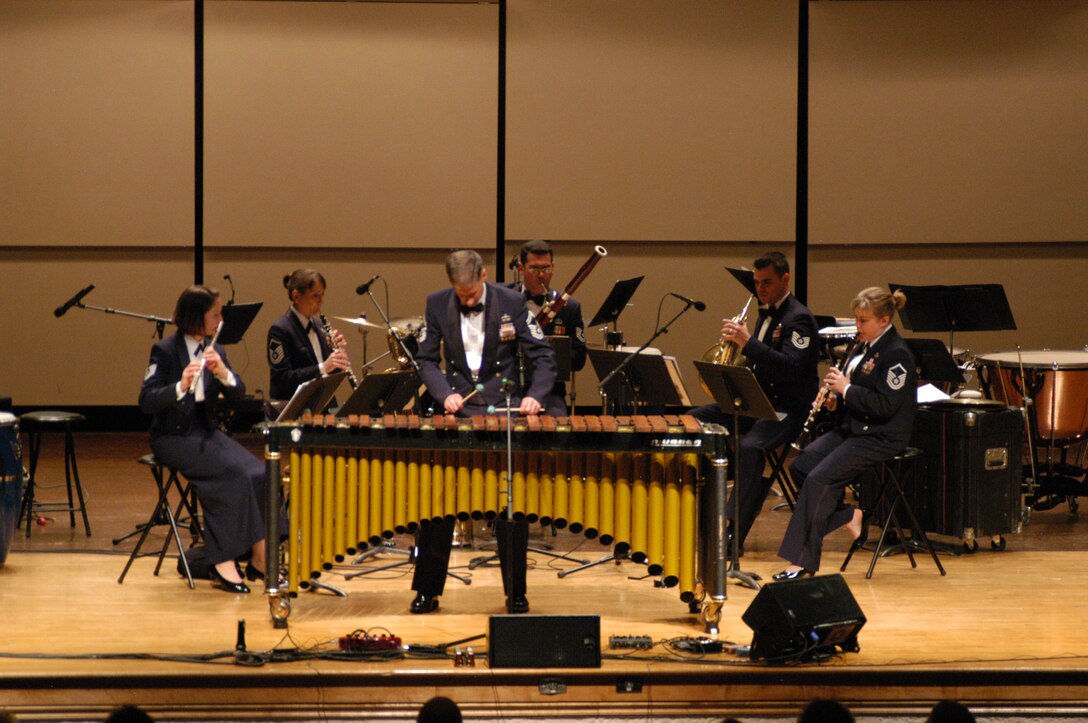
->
xmin=506 ymin=594 xmax=530 ymax=614
xmin=244 ymin=562 xmax=265 ymax=582
xmin=410 ymin=593 xmax=439 ymax=614
xmin=209 ymin=566 xmax=251 ymax=594
xmin=772 ymin=568 xmax=814 ymax=581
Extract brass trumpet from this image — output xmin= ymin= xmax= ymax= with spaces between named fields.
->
xmin=791 ymin=335 xmax=859 ymax=451
xmin=318 ymin=312 xmax=359 ymax=390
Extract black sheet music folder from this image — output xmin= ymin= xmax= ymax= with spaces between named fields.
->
xmin=275 ymin=371 xmax=347 ymax=422
xmin=890 ymin=283 xmax=1015 ymax=333
xmin=335 ymin=371 xmax=418 ymax=417
xmin=218 ymin=302 xmax=263 ymax=345
xmin=904 ymin=338 xmax=965 ymax=385
xmin=588 ymin=349 xmax=686 ymax=406
xmin=588 ymin=276 xmax=644 ymax=327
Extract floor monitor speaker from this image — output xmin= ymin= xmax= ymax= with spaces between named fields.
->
xmin=741 ymin=573 xmax=865 ymax=662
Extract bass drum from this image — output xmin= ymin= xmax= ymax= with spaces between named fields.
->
xmin=0 ymin=412 xmax=24 ymax=566
xmin=976 ymin=350 xmax=1088 ymax=445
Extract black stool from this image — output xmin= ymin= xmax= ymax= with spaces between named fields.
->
xmin=841 ymin=447 xmax=946 ymax=579
xmin=19 ymin=410 xmax=91 ymax=538
xmin=768 ymin=442 xmax=798 ymax=511
xmin=118 ymin=454 xmax=202 ymax=589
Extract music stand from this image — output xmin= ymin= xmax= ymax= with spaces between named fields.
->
xmin=335 ymin=370 xmax=418 ymax=417
xmin=695 ymin=360 xmax=783 ymax=590
xmin=588 ymin=276 xmax=644 ymax=328
xmin=218 ymin=302 xmax=263 ymax=345
xmin=726 ymin=266 xmax=757 ymax=296
xmin=275 ymin=372 xmax=347 ymax=422
xmin=905 ymin=338 xmax=965 ymax=387
xmin=890 ymin=283 xmax=1016 ymax=353
xmin=547 ymin=335 xmax=572 ymax=382
xmin=589 ymin=349 xmax=688 ymax=413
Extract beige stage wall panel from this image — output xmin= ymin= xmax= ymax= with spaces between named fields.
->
xmin=2 ymin=249 xmax=194 ymax=407
xmin=0 ymin=0 xmax=195 ymax=246
xmin=809 ymin=0 xmax=1088 ymax=245
xmin=505 ymin=0 xmax=798 ymax=242
xmin=808 ymin=244 xmax=1088 ymax=356
xmin=203 ymin=1 xmax=498 ymax=249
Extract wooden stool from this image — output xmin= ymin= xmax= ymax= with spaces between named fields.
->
xmin=840 ymin=447 xmax=946 ymax=579
xmin=117 ymin=454 xmax=202 ymax=589
xmin=18 ymin=410 xmax=90 ymax=538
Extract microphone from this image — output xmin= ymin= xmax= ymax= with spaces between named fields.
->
xmin=670 ymin=292 xmax=706 ymax=312
xmin=355 ymin=275 xmax=380 ymax=295
xmin=223 ymin=274 xmax=235 ymax=306
xmin=54 ymin=284 xmax=95 ymax=318
xmin=500 ymin=377 xmax=518 ymax=393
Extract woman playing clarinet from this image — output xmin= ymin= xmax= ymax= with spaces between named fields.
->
xmin=774 ymin=286 xmax=915 ymax=580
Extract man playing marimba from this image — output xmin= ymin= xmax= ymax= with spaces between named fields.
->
xmin=411 ymin=249 xmax=557 ymax=615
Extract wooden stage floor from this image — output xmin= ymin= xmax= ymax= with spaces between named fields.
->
xmin=2 ymin=432 xmax=1087 ymax=721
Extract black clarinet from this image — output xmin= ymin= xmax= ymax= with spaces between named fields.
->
xmin=318 ymin=313 xmax=359 ymax=390
xmin=791 ymin=335 xmax=859 ymax=451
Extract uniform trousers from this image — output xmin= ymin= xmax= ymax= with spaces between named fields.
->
xmin=412 ymin=516 xmax=528 ymax=598
xmin=690 ymin=404 xmax=803 ymax=546
xmin=779 ymin=428 xmax=907 ymax=571
xmin=150 ymin=421 xmax=267 ymax=567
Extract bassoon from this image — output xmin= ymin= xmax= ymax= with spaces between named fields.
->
xmin=535 ymin=245 xmax=607 ymax=327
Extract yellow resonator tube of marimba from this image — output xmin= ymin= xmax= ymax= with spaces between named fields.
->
xmin=678 ymin=453 xmax=698 ymax=597
xmin=552 ymin=452 xmax=569 ymax=528
xmin=613 ymin=452 xmax=632 ymax=556
xmin=646 ymin=453 xmax=665 ymax=576
xmin=538 ymin=452 xmax=555 ymax=527
xmin=661 ymin=453 xmax=681 ymax=587
xmin=629 ymin=454 xmax=649 ymax=564
xmin=597 ymin=452 xmax=616 ymax=545
xmin=333 ymin=451 xmax=347 ymax=563
xmin=288 ymin=450 xmax=303 ymax=593
xmin=568 ymin=454 xmax=585 ymax=534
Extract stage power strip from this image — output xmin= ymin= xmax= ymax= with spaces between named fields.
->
xmin=609 ymin=635 xmax=653 ymax=650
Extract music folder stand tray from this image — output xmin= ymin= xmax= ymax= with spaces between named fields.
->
xmin=905 ymin=338 xmax=966 ymax=389
xmin=891 ymin=282 xmax=1016 ymax=354
xmin=589 ymin=349 xmax=688 ymax=414
xmin=588 ymin=276 xmax=644 ymax=347
xmin=695 ymin=360 xmax=783 ymax=590
xmin=275 ymin=372 xmax=348 ymax=423
xmin=335 ymin=370 xmax=418 ymax=417
xmin=218 ymin=302 xmax=263 ymax=345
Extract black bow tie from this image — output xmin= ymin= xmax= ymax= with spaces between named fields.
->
xmin=460 ymin=303 xmax=484 ymax=316
xmin=757 ymin=306 xmax=773 ymax=320
xmin=528 ymin=294 xmax=547 ymax=306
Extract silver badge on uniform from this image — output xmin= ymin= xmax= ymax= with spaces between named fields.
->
xmin=143 ymin=363 xmax=157 ymax=381
xmin=886 ymin=363 xmax=907 ymax=390
xmin=526 ymin=311 xmax=544 ymax=340
xmin=791 ymin=331 xmax=810 ymax=349
xmin=268 ymin=338 xmax=285 ymax=365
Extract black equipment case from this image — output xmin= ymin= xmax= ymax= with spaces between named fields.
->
xmin=910 ymin=400 xmax=1023 ymax=540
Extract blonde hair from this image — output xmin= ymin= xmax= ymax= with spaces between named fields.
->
xmin=850 ymin=286 xmax=906 ymax=320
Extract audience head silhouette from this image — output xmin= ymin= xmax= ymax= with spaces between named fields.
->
xmin=927 ymin=700 xmax=976 ymax=723
xmin=417 ymin=696 xmax=462 ymax=723
xmin=797 ymin=698 xmax=854 ymax=723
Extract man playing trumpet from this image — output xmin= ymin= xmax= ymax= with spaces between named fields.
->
xmin=689 ymin=252 xmax=819 ymax=554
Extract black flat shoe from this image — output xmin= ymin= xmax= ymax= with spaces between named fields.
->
xmin=410 ymin=593 xmax=439 ymax=614
xmin=772 ymin=568 xmax=814 ymax=581
xmin=506 ymin=594 xmax=530 ymax=614
xmin=209 ymin=566 xmax=250 ymax=594
xmin=244 ymin=562 xmax=266 ymax=582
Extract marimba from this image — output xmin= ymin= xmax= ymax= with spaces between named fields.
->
xmin=261 ymin=413 xmax=730 ymax=632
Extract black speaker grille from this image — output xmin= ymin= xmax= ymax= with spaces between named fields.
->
xmin=489 ymin=614 xmax=601 ymax=669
